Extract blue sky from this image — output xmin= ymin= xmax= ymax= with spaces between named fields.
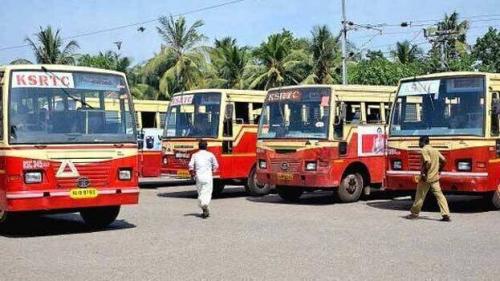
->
xmin=0 ymin=0 xmax=499 ymax=65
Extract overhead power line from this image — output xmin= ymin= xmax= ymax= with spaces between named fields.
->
xmin=0 ymin=0 xmax=248 ymax=52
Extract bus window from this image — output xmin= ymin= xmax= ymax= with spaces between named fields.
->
xmin=366 ymin=103 xmax=382 ymax=123
xmin=223 ymin=103 xmax=233 ymax=137
xmin=345 ymin=102 xmax=361 ymax=124
xmin=252 ymin=102 xmax=263 ymax=124
xmin=235 ymin=102 xmax=249 ymax=124
xmin=141 ymin=112 xmax=156 ymax=128
xmin=492 ymin=92 xmax=500 ymax=136
xmin=159 ymin=112 xmax=166 ymax=129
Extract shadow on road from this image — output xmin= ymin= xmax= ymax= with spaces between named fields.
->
xmin=157 ymin=186 xmax=248 ymax=200
xmin=139 ymin=179 xmax=194 ymax=189
xmin=247 ymin=192 xmax=335 ymax=206
xmin=0 ymin=213 xmax=135 ymax=238
xmin=368 ymin=195 xmax=493 ymax=213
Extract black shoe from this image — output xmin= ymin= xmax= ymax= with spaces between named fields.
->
xmin=405 ymin=213 xmax=419 ymax=220
xmin=201 ymin=207 xmax=210 ymax=219
xmin=441 ymin=215 xmax=451 ymax=222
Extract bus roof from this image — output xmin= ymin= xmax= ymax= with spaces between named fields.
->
xmin=171 ymin=88 xmax=267 ymax=97
xmin=0 ymin=64 xmax=126 ymax=77
xmin=399 ymin=71 xmax=500 ymax=82
xmin=268 ymin=84 xmax=397 ymax=94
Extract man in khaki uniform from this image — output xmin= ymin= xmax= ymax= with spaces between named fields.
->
xmin=406 ymin=136 xmax=451 ymax=221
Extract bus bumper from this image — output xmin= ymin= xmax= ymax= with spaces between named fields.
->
xmin=256 ymin=170 xmax=336 ymax=189
xmin=385 ymin=171 xmax=494 ymax=192
xmin=5 ymin=187 xmax=139 ymax=212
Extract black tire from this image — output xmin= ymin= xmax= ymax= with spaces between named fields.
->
xmin=212 ymin=180 xmax=225 ymax=197
xmin=246 ymin=167 xmax=271 ymax=196
xmin=485 ymin=191 xmax=500 ymax=210
xmin=80 ymin=206 xmax=120 ymax=229
xmin=336 ymin=173 xmax=364 ymax=203
xmin=276 ymin=186 xmax=303 ymax=202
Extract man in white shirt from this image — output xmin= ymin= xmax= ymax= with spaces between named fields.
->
xmin=188 ymin=140 xmax=219 ymax=218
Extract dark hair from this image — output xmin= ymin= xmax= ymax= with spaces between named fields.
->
xmin=419 ymin=136 xmax=430 ymax=145
xmin=198 ymin=139 xmax=208 ymax=150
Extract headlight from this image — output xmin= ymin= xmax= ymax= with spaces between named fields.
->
xmin=457 ymin=160 xmax=472 ymax=171
xmin=118 ymin=169 xmax=132 ymax=180
xmin=305 ymin=161 xmax=317 ymax=171
xmin=162 ymin=156 xmax=168 ymax=165
xmin=392 ymin=160 xmax=402 ymax=170
xmin=24 ymin=171 xmax=42 ymax=184
xmin=258 ymin=160 xmax=267 ymax=169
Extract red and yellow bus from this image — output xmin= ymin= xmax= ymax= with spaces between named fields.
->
xmin=161 ymin=89 xmax=267 ymax=195
xmin=385 ymin=72 xmax=500 ymax=209
xmin=0 ymin=64 xmax=139 ymax=227
xmin=256 ymin=84 xmax=395 ymax=202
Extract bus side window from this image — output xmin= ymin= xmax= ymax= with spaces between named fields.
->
xmin=345 ymin=102 xmax=361 ymax=124
xmin=492 ymin=92 xmax=500 ymax=136
xmin=366 ymin=103 xmax=382 ymax=124
xmin=235 ymin=102 xmax=250 ymax=124
xmin=252 ymin=103 xmax=263 ymax=124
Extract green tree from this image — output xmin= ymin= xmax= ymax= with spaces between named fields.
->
xmin=209 ymin=37 xmax=250 ymax=89
xmin=349 ymin=59 xmax=427 ymax=86
xmin=78 ymin=51 xmax=131 ymax=73
xmin=25 ymin=26 xmax=79 ymax=64
xmin=391 ymin=40 xmax=423 ymax=64
xmin=248 ymin=32 xmax=309 ymax=90
xmin=365 ymin=50 xmax=386 ymax=61
xmin=472 ymin=27 xmax=500 ymax=72
xmin=304 ymin=25 xmax=340 ymax=84
xmin=152 ymin=16 xmax=207 ymax=97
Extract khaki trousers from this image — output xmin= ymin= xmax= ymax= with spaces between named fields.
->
xmin=410 ymin=180 xmax=450 ymax=216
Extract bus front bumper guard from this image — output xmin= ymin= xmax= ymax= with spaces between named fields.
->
xmin=6 ymin=188 xmax=139 ymax=199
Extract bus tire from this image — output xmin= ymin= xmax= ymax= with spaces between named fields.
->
xmin=80 ymin=206 xmax=120 ymax=229
xmin=246 ymin=167 xmax=271 ymax=196
xmin=212 ymin=180 xmax=225 ymax=197
xmin=487 ymin=190 xmax=500 ymax=210
xmin=336 ymin=173 xmax=364 ymax=203
xmin=276 ymin=186 xmax=303 ymax=202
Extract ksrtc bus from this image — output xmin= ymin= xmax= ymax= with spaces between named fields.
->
xmin=256 ymin=84 xmax=396 ymax=202
xmin=161 ymin=89 xmax=267 ymax=195
xmin=385 ymin=72 xmax=500 ymax=209
xmin=0 ymin=64 xmax=139 ymax=227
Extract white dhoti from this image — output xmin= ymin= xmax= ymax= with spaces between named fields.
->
xmin=195 ymin=175 xmax=213 ymax=208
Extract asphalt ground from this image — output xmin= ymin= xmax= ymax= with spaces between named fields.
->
xmin=1 ymin=183 xmax=499 ymax=281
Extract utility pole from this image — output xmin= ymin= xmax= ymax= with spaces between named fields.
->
xmin=424 ymin=27 xmax=461 ymax=71
xmin=341 ymin=0 xmax=348 ymax=85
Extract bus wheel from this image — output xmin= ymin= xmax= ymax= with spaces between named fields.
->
xmin=487 ymin=190 xmax=500 ymax=210
xmin=212 ymin=180 xmax=225 ymax=197
xmin=80 ymin=206 xmax=120 ymax=229
xmin=336 ymin=173 xmax=364 ymax=203
xmin=246 ymin=167 xmax=271 ymax=196
xmin=276 ymin=186 xmax=303 ymax=202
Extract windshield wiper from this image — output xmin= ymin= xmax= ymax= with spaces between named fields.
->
xmin=41 ymin=66 xmax=95 ymax=109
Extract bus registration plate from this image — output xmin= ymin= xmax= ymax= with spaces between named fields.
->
xmin=277 ymin=173 xmax=293 ymax=181
xmin=177 ymin=169 xmax=191 ymax=178
xmin=70 ymin=188 xmax=98 ymax=199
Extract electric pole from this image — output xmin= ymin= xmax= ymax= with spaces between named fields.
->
xmin=341 ymin=0 xmax=348 ymax=85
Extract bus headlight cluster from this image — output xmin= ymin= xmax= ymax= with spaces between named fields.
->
xmin=118 ymin=169 xmax=132 ymax=180
xmin=258 ymin=160 xmax=267 ymax=169
xmin=392 ymin=160 xmax=402 ymax=170
xmin=457 ymin=160 xmax=472 ymax=171
xmin=305 ymin=161 xmax=317 ymax=171
xmin=24 ymin=171 xmax=42 ymax=184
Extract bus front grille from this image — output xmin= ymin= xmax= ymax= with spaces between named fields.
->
xmin=53 ymin=161 xmax=112 ymax=188
xmin=408 ymin=152 xmax=421 ymax=170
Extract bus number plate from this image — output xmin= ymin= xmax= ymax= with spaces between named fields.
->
xmin=70 ymin=188 xmax=98 ymax=199
xmin=176 ymin=170 xmax=191 ymax=178
xmin=277 ymin=173 xmax=293 ymax=181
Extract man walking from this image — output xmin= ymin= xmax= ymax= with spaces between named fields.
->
xmin=189 ymin=140 xmax=219 ymax=219
xmin=406 ymin=136 xmax=451 ymax=221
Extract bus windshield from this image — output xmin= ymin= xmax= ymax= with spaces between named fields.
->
xmin=164 ymin=93 xmax=221 ymax=138
xmin=9 ymin=70 xmax=136 ymax=144
xmin=390 ymin=76 xmax=485 ymax=137
xmin=258 ymin=87 xmax=331 ymax=139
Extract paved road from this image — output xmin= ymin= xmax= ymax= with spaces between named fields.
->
xmin=1 ymin=184 xmax=499 ymax=281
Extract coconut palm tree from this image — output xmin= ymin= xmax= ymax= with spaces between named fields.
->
xmin=78 ymin=51 xmax=131 ymax=73
xmin=391 ymin=40 xmax=423 ymax=64
xmin=209 ymin=37 xmax=250 ymax=89
xmin=149 ymin=16 xmax=207 ymax=97
xmin=25 ymin=26 xmax=79 ymax=64
xmin=437 ymin=11 xmax=470 ymax=57
xmin=248 ymin=33 xmax=309 ymax=90
xmin=304 ymin=25 xmax=340 ymax=84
